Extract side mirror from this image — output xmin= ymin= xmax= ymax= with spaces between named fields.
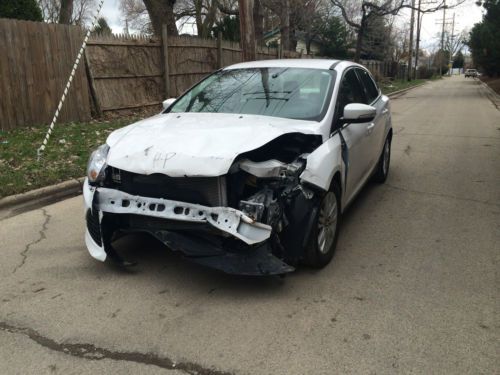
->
xmin=341 ymin=103 xmax=376 ymax=124
xmin=162 ymin=98 xmax=176 ymax=110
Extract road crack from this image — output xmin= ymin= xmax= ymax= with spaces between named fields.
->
xmin=12 ymin=208 xmax=51 ymax=274
xmin=0 ymin=321 xmax=233 ymax=375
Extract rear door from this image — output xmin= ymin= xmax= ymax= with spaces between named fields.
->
xmin=355 ymin=68 xmax=389 ymax=172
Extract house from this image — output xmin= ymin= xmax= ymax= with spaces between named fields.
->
xmin=263 ymin=28 xmax=323 ymax=56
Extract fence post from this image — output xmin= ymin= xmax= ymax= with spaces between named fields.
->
xmin=84 ymin=51 xmax=102 ymax=117
xmin=217 ymin=31 xmax=222 ymax=69
xmin=161 ymin=24 xmax=170 ymax=98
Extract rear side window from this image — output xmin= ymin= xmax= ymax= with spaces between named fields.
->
xmin=357 ymin=69 xmax=380 ymax=103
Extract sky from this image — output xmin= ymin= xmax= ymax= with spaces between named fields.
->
xmin=100 ymin=0 xmax=122 ymax=33
xmin=100 ymin=0 xmax=485 ymax=51
xmin=399 ymin=0 xmax=484 ymax=51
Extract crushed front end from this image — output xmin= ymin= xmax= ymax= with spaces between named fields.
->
xmin=84 ymin=134 xmax=322 ymax=276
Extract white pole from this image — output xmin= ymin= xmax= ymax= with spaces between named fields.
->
xmin=37 ymin=0 xmax=106 ymax=161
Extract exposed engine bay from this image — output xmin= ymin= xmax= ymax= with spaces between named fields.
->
xmin=86 ymin=133 xmax=324 ymax=275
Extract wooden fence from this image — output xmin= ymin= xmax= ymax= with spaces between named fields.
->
xmin=86 ymin=32 xmax=303 ymax=114
xmin=0 ymin=18 xmax=91 ymax=130
xmin=0 ymin=18 xmax=305 ymax=130
xmin=85 ymin=34 xmax=164 ymax=113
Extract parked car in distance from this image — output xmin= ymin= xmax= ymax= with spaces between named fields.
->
xmin=84 ymin=59 xmax=393 ymax=276
xmin=465 ymin=69 xmax=478 ymax=78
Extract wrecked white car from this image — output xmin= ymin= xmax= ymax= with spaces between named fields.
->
xmin=83 ymin=59 xmax=392 ymax=275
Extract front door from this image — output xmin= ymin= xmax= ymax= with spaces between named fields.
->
xmin=335 ymin=69 xmax=373 ymax=203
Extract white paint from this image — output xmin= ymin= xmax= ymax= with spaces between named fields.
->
xmin=83 ymin=178 xmax=95 ymax=210
xmin=225 ymin=59 xmax=338 ymax=71
xmin=300 ymin=135 xmax=343 ymax=192
xmin=162 ymin=98 xmax=176 ymax=110
xmin=239 ymin=159 xmax=289 ymax=178
xmin=106 ymin=112 xmax=322 ymax=177
xmin=96 ymin=187 xmax=272 ymax=244
xmin=85 ymin=229 xmax=107 ymax=262
xmin=343 ymin=103 xmax=377 ymax=121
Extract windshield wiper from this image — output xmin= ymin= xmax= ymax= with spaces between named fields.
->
xmin=243 ymin=91 xmax=291 ymax=95
xmin=245 ymin=97 xmax=289 ymax=101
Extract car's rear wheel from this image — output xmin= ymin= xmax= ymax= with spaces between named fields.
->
xmin=303 ymin=182 xmax=341 ymax=268
xmin=372 ymin=136 xmax=391 ymax=183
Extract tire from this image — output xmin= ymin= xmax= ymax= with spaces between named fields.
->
xmin=303 ymin=182 xmax=341 ymax=268
xmin=372 ymin=136 xmax=391 ymax=183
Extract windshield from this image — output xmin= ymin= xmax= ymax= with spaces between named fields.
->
xmin=168 ymin=67 xmax=335 ymax=121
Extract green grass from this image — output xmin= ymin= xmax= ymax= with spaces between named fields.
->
xmin=0 ymin=118 xmax=140 ymax=198
xmin=380 ymin=79 xmax=428 ymax=95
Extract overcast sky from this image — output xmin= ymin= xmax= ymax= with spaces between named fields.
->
xmin=400 ymin=0 xmax=484 ymax=51
xmin=101 ymin=0 xmax=484 ymax=51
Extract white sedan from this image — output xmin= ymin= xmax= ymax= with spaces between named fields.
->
xmin=84 ymin=59 xmax=392 ymax=275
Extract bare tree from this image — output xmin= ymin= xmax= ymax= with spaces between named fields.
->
xmin=38 ymin=0 xmax=96 ymax=25
xmin=175 ymin=0 xmax=223 ymax=37
xmin=260 ymin=0 xmax=331 ymax=53
xmin=38 ymin=0 xmax=60 ymax=22
xmin=120 ymin=0 xmax=153 ymax=34
xmin=445 ymin=29 xmax=466 ymax=57
xmin=330 ymin=0 xmax=462 ymax=62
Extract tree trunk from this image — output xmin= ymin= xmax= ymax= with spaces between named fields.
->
xmin=354 ymin=12 xmax=368 ymax=63
xmin=354 ymin=27 xmax=363 ymax=62
xmin=143 ymin=0 xmax=178 ymax=37
xmin=194 ymin=0 xmax=203 ymax=36
xmin=58 ymin=0 xmax=73 ymax=24
xmin=280 ymin=0 xmax=290 ymax=51
xmin=253 ymin=0 xmax=263 ymax=47
xmin=239 ymin=0 xmax=256 ymax=61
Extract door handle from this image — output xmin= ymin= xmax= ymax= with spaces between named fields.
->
xmin=382 ymin=109 xmax=389 ymax=115
xmin=366 ymin=123 xmax=375 ymax=135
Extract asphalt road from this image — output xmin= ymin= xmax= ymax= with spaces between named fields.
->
xmin=1 ymin=76 xmax=498 ymax=374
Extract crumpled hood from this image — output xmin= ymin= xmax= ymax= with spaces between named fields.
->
xmin=106 ymin=112 xmax=321 ymax=177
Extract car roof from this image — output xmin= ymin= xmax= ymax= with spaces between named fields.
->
xmin=224 ymin=59 xmax=345 ymax=70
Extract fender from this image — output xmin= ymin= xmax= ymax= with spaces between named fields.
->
xmin=300 ymin=134 xmax=344 ymax=192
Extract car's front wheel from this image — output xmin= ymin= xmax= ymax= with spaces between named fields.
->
xmin=372 ymin=136 xmax=391 ymax=183
xmin=303 ymin=182 xmax=341 ymax=268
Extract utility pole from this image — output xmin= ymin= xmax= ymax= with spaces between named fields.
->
xmin=449 ymin=12 xmax=455 ymax=75
xmin=407 ymin=0 xmax=416 ymax=81
xmin=239 ymin=0 xmax=256 ymax=61
xmin=414 ymin=0 xmax=422 ymax=79
xmin=439 ymin=0 xmax=446 ymax=76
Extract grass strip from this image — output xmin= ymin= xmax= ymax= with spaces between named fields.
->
xmin=0 ymin=118 xmax=139 ymax=198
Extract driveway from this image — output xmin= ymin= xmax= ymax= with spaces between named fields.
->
xmin=1 ymin=75 xmax=498 ymax=374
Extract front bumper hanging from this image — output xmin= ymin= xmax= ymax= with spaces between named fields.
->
xmin=95 ymin=187 xmax=272 ymax=245
xmin=84 ymin=183 xmax=294 ymax=275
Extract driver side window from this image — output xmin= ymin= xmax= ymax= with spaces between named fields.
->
xmin=334 ymin=69 xmax=367 ymax=129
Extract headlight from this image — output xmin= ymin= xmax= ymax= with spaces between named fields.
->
xmin=87 ymin=144 xmax=109 ymax=184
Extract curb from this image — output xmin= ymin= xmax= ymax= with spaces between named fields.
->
xmin=0 ymin=177 xmax=85 ymax=213
xmin=386 ymin=82 xmax=427 ymax=98
xmin=478 ymin=79 xmax=500 ymax=110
